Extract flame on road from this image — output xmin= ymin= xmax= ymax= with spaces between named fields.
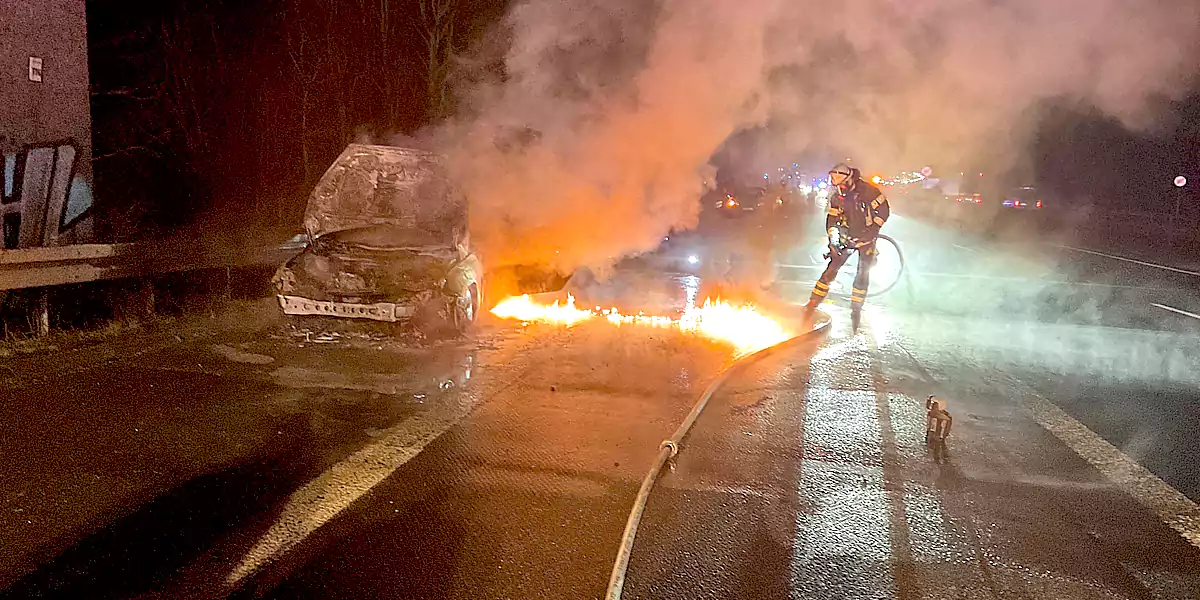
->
xmin=489 ymin=294 xmax=595 ymax=326
xmin=491 ymin=294 xmax=791 ymax=356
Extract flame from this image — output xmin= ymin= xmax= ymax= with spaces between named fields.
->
xmin=489 ymin=294 xmax=594 ymax=326
xmin=491 ymin=294 xmax=791 ymax=356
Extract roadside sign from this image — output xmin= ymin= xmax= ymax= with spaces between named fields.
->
xmin=28 ymin=57 xmax=43 ymax=83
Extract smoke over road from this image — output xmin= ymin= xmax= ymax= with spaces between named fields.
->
xmin=426 ymin=0 xmax=1199 ymax=273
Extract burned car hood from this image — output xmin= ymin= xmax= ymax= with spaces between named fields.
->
xmin=286 ymin=225 xmax=467 ymax=300
xmin=303 ymin=144 xmax=465 ymax=240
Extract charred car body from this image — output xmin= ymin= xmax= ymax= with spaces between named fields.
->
xmin=273 ymin=144 xmax=482 ymax=334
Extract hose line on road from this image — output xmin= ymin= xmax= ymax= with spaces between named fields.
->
xmin=604 ymin=311 xmax=832 ymax=600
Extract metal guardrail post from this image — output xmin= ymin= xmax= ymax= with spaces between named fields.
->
xmin=131 ymin=278 xmax=156 ymax=321
xmin=33 ymin=289 xmax=50 ymax=337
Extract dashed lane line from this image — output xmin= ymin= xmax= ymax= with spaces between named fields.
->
xmin=1057 ymin=246 xmax=1200 ymax=277
xmin=774 ymin=266 xmax=1173 ymax=290
xmin=1151 ymin=303 xmax=1200 ymax=321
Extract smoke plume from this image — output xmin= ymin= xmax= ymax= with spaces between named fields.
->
xmin=428 ymin=0 xmax=1200 ymax=273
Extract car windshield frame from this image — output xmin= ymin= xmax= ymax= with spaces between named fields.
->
xmin=313 ymin=224 xmax=463 ymax=254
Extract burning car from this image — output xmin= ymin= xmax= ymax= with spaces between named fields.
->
xmin=272 ymin=144 xmax=482 ymax=334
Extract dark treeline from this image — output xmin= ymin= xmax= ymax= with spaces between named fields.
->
xmin=86 ymin=0 xmax=1197 ymax=242
xmin=86 ymin=0 xmax=505 ymax=242
xmin=1032 ymin=97 xmax=1199 ymax=219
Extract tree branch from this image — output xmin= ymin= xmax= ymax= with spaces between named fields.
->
xmin=93 ymin=144 xmax=164 ymax=163
xmin=90 ymin=87 xmax=162 ymax=102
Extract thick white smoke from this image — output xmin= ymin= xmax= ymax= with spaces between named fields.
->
xmin=429 ymin=0 xmax=1200 ymax=273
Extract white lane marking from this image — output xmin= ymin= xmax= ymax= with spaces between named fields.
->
xmin=774 ymin=267 xmax=1172 ymax=290
xmin=897 ymin=271 xmax=1176 ymax=290
xmin=891 ymin=271 xmax=1147 ymax=288
xmin=1152 ymin=303 xmax=1200 ymax=321
xmin=1016 ymin=385 xmax=1200 ymax=551
xmin=1058 ymin=246 xmax=1200 ymax=277
xmin=226 ymin=391 xmax=485 ymax=584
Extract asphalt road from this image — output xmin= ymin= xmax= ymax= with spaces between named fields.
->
xmin=624 ymin=314 xmax=1200 ymax=599
xmin=0 ymin=203 xmax=1198 ymax=598
xmin=777 ymin=207 xmax=1200 ymax=502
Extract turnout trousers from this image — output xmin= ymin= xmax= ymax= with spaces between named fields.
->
xmin=807 ymin=241 xmax=877 ymax=313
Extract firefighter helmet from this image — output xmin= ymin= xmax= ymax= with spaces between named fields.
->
xmin=829 ymin=163 xmax=858 ymax=188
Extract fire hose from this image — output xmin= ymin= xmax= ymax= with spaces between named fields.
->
xmin=604 ymin=311 xmax=833 ymax=599
xmin=817 ymin=233 xmax=906 ymax=298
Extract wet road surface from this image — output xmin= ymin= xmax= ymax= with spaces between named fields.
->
xmin=777 ymin=209 xmax=1200 ymax=503
xmin=625 ymin=312 xmax=1200 ymax=598
xmin=1 ymin=204 xmax=1199 ymax=598
xmin=0 ymin=303 xmax=735 ymax=599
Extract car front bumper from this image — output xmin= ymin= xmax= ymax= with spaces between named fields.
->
xmin=277 ymin=295 xmax=418 ymax=322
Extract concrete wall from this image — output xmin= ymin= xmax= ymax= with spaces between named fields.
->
xmin=0 ymin=0 xmax=94 ymax=247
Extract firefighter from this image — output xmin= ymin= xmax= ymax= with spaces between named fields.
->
xmin=805 ymin=163 xmax=890 ymax=330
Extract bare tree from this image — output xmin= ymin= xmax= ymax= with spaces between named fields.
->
xmin=87 ymin=0 xmax=476 ymax=238
xmin=285 ymin=0 xmax=368 ymax=180
xmin=284 ymin=2 xmax=322 ymax=186
xmin=159 ymin=14 xmax=218 ymax=165
xmin=419 ymin=0 xmax=459 ymax=121
xmin=89 ymin=14 xmax=225 ymax=238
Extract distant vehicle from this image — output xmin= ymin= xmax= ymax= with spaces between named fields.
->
xmin=1000 ymin=186 xmax=1044 ymax=210
xmin=943 ymin=192 xmax=984 ymax=207
xmin=708 ymin=184 xmax=787 ymax=218
xmin=272 ymin=144 xmax=482 ymax=335
xmin=936 ymin=170 xmax=990 ymax=208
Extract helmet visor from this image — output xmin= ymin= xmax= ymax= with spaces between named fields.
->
xmin=829 ymin=164 xmax=853 ymax=186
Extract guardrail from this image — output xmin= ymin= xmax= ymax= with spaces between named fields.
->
xmin=0 ymin=238 xmax=304 ymax=291
xmin=0 ymin=236 xmax=305 ymax=335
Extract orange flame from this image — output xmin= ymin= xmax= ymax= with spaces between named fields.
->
xmin=491 ymin=294 xmax=791 ymax=356
xmin=489 ymin=294 xmax=594 ymax=326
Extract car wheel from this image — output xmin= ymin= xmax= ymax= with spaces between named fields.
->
xmin=453 ymin=283 xmax=479 ymax=334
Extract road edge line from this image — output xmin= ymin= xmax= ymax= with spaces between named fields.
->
xmin=1018 ymin=389 xmax=1200 ymax=550
xmin=1151 ymin=303 xmax=1200 ymax=321
xmin=1057 ymin=245 xmax=1200 ymax=277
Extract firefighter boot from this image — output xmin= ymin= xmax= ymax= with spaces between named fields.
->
xmin=850 ymin=286 xmax=867 ymax=332
xmin=806 ymin=281 xmax=830 ymax=311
